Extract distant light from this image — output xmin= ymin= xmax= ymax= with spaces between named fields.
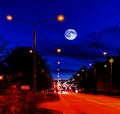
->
xmin=29 ymin=50 xmax=33 ymax=53
xmin=77 ymin=73 xmax=80 ymax=76
xmin=82 ymin=69 xmax=84 ymax=72
xmin=104 ymin=64 xmax=107 ymax=68
xmin=89 ymin=63 xmax=92 ymax=66
xmin=56 ymin=48 xmax=62 ymax=53
xmin=109 ymin=58 xmax=114 ymax=63
xmin=75 ymin=89 xmax=78 ymax=93
xmin=57 ymin=14 xmax=64 ymax=22
xmin=103 ymin=51 xmax=107 ymax=56
xmin=0 ymin=75 xmax=3 ymax=80
xmin=57 ymin=61 xmax=61 ymax=64
xmin=64 ymin=29 xmax=77 ymax=40
xmin=6 ymin=15 xmax=13 ymax=21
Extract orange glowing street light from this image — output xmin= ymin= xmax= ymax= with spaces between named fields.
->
xmin=29 ymin=49 xmax=33 ymax=53
xmin=7 ymin=14 xmax=65 ymax=22
xmin=57 ymin=48 xmax=62 ymax=53
xmin=57 ymin=14 xmax=65 ymax=22
xmin=6 ymin=15 xmax=13 ymax=21
xmin=0 ymin=75 xmax=3 ymax=80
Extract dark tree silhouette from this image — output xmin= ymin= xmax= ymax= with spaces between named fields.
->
xmin=4 ymin=46 xmax=53 ymax=90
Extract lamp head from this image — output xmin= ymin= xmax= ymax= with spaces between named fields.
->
xmin=57 ymin=14 xmax=64 ymax=22
xmin=6 ymin=15 xmax=13 ymax=21
xmin=57 ymin=48 xmax=62 ymax=53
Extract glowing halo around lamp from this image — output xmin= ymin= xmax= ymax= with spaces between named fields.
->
xmin=64 ymin=29 xmax=77 ymax=40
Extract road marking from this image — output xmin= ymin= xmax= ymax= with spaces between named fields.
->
xmin=70 ymin=93 xmax=120 ymax=111
xmin=69 ymin=94 xmax=104 ymax=104
xmin=85 ymin=99 xmax=104 ymax=104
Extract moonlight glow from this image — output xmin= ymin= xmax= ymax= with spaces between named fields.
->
xmin=64 ymin=29 xmax=77 ymax=40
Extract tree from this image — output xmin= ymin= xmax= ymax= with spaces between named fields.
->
xmin=0 ymin=34 xmax=9 ymax=90
xmin=0 ymin=34 xmax=9 ymax=62
xmin=4 ymin=46 xmax=53 ymax=90
xmin=36 ymin=58 xmax=53 ymax=91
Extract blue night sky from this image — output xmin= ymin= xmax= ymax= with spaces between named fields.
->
xmin=1 ymin=0 xmax=120 ymax=80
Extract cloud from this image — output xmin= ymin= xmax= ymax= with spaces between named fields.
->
xmin=88 ymin=41 xmax=106 ymax=49
xmin=85 ymin=26 xmax=120 ymax=45
xmin=83 ymin=26 xmax=120 ymax=54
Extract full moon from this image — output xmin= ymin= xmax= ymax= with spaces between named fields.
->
xmin=64 ymin=29 xmax=77 ymax=40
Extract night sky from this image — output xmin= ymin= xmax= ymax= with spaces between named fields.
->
xmin=1 ymin=0 xmax=120 ymax=80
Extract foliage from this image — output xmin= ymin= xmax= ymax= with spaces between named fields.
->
xmin=0 ymin=85 xmax=37 ymax=114
xmin=4 ymin=46 xmax=53 ymax=90
xmin=0 ymin=34 xmax=9 ymax=60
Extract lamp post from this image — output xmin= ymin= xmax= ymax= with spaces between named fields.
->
xmin=93 ymin=63 xmax=96 ymax=94
xmin=103 ymin=51 xmax=108 ymax=93
xmin=56 ymin=48 xmax=62 ymax=92
xmin=104 ymin=64 xmax=107 ymax=93
xmin=109 ymin=57 xmax=114 ymax=95
xmin=6 ymin=15 xmax=64 ymax=91
xmin=0 ymin=75 xmax=3 ymax=94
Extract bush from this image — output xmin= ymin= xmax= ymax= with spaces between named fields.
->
xmin=0 ymin=85 xmax=37 ymax=114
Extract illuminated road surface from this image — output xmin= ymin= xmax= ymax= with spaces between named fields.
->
xmin=38 ymin=93 xmax=120 ymax=114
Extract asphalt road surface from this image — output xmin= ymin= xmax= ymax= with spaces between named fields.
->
xmin=37 ymin=93 xmax=120 ymax=114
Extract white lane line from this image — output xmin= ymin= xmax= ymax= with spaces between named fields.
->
xmin=70 ymin=94 xmax=120 ymax=111
xmin=85 ymin=98 xmax=104 ymax=104
xmin=70 ymin=94 xmax=104 ymax=105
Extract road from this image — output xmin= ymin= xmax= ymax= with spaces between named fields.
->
xmin=37 ymin=93 xmax=120 ymax=114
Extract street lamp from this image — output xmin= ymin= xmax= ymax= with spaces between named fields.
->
xmin=6 ymin=14 xmax=64 ymax=91
xmin=89 ymin=63 xmax=92 ymax=67
xmin=93 ymin=62 xmax=96 ymax=94
xmin=77 ymin=73 xmax=80 ymax=77
xmin=0 ymin=75 xmax=3 ymax=80
xmin=56 ymin=48 xmax=62 ymax=92
xmin=57 ymin=15 xmax=65 ymax=22
xmin=103 ymin=51 xmax=107 ymax=56
xmin=109 ymin=57 xmax=114 ymax=95
xmin=57 ymin=61 xmax=61 ymax=65
xmin=56 ymin=48 xmax=62 ymax=53
xmin=0 ymin=75 xmax=3 ymax=93
xmin=29 ymin=49 xmax=33 ymax=54
xmin=103 ymin=52 xmax=108 ymax=93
